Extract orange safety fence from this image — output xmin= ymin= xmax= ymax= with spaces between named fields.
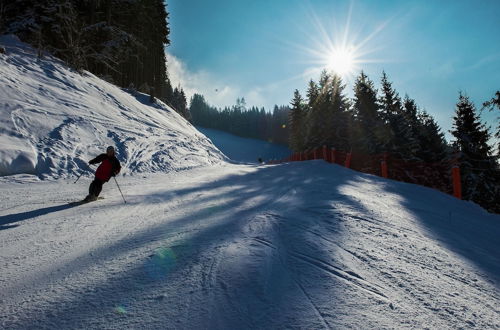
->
xmin=267 ymin=146 xmax=461 ymax=199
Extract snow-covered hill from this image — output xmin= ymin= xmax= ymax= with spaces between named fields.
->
xmin=196 ymin=127 xmax=291 ymax=163
xmin=0 ymin=35 xmax=225 ymax=179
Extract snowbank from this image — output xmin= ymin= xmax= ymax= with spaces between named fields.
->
xmin=0 ymin=34 xmax=225 ymax=179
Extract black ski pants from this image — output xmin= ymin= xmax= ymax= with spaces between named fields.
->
xmin=89 ymin=178 xmax=104 ymax=197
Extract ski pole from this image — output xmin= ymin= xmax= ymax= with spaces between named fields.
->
xmin=74 ymin=163 xmax=94 ymax=184
xmin=113 ymin=176 xmax=127 ymax=204
xmin=74 ymin=172 xmax=84 ymax=184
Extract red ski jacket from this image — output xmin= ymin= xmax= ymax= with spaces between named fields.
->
xmin=89 ymin=154 xmax=121 ymax=182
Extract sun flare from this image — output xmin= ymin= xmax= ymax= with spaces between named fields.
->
xmin=285 ymin=4 xmax=389 ymax=83
xmin=326 ymin=47 xmax=355 ymax=76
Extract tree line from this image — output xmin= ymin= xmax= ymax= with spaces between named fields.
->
xmin=1 ymin=0 xmax=191 ymax=119
xmin=190 ymin=95 xmax=290 ymax=145
xmin=288 ymin=70 xmax=499 ymax=212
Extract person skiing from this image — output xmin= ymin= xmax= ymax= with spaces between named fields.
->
xmin=84 ymin=146 xmax=121 ymax=202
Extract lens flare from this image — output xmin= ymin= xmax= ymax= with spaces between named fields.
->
xmin=114 ymin=306 xmax=127 ymax=314
xmin=145 ymin=247 xmax=177 ymax=280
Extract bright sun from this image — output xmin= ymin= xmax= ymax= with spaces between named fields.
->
xmin=327 ymin=47 xmax=355 ymax=76
xmin=286 ymin=4 xmax=389 ymax=82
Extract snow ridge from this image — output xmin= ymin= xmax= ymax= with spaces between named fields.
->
xmin=0 ymin=34 xmax=225 ymax=179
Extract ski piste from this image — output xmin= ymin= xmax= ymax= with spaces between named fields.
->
xmin=1 ymin=165 xmax=499 ymax=329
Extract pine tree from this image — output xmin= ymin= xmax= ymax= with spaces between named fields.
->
xmin=289 ymin=90 xmax=306 ymax=151
xmin=451 ymin=93 xmax=499 ymax=212
xmin=302 ymin=71 xmax=351 ymax=150
xmin=188 ymin=94 xmax=290 ymax=146
xmin=379 ymin=72 xmax=418 ymax=159
xmin=415 ymin=110 xmax=448 ymax=162
xmin=327 ymin=74 xmax=351 ymax=150
xmin=352 ymin=72 xmax=383 ymax=153
xmin=483 ymin=91 xmax=500 ymax=157
xmin=305 ymin=72 xmax=329 ymax=149
xmin=306 ymin=79 xmax=319 ymax=111
xmin=402 ymin=95 xmax=443 ymax=161
xmin=3 ymin=0 xmax=171 ymax=99
xmin=272 ymin=105 xmax=290 ymax=145
xmin=172 ymin=87 xmax=189 ymax=120
xmin=190 ymin=94 xmax=210 ymax=126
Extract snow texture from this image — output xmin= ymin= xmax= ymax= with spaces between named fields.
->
xmin=0 ymin=162 xmax=499 ymax=329
xmin=0 ymin=34 xmax=225 ymax=179
xmin=0 ymin=34 xmax=499 ymax=329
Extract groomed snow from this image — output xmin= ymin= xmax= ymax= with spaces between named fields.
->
xmin=0 ymin=35 xmax=225 ymax=179
xmin=0 ymin=162 xmax=499 ymax=329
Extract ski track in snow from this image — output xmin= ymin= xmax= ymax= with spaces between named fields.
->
xmin=1 ymin=161 xmax=499 ymax=329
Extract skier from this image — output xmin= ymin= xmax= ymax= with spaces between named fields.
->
xmin=84 ymin=146 xmax=121 ymax=202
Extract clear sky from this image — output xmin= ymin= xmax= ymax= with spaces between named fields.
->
xmin=166 ymin=0 xmax=500 ymax=140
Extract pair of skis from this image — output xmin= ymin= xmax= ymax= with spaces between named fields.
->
xmin=73 ymin=176 xmax=127 ymax=204
xmin=70 ymin=197 xmax=105 ymax=206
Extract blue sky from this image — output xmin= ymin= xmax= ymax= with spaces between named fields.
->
xmin=166 ymin=0 xmax=500 ymax=140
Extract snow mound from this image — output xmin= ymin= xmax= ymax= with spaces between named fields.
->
xmin=0 ymin=34 xmax=225 ymax=179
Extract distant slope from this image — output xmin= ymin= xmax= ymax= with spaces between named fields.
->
xmin=196 ymin=127 xmax=291 ymax=163
xmin=0 ymin=35 xmax=225 ymax=178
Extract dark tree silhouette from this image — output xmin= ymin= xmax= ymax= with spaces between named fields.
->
xmin=451 ymin=94 xmax=499 ymax=212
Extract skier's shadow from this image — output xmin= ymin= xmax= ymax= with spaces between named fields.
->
xmin=0 ymin=203 xmax=78 ymax=230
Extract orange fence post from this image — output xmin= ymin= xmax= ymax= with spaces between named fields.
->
xmin=452 ymin=166 xmax=462 ymax=199
xmin=345 ymin=152 xmax=352 ymax=168
xmin=381 ymin=153 xmax=388 ymax=178
xmin=381 ymin=160 xmax=388 ymax=178
xmin=331 ymin=148 xmax=336 ymax=164
xmin=322 ymin=145 xmax=327 ymax=160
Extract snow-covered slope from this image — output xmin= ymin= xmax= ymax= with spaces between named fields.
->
xmin=0 ymin=35 xmax=225 ymax=178
xmin=1 ymin=161 xmax=499 ymax=329
xmin=196 ymin=127 xmax=291 ymax=163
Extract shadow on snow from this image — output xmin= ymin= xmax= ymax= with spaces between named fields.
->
xmin=0 ymin=202 xmax=80 ymax=231
xmin=5 ymin=161 xmax=499 ymax=329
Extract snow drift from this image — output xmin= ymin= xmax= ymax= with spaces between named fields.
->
xmin=0 ymin=35 xmax=225 ymax=178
